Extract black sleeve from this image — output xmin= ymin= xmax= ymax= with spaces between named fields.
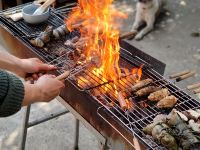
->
xmin=0 ymin=70 xmax=24 ymax=117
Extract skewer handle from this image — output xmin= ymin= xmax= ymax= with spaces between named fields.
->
xmin=56 ymin=71 xmax=70 ymax=80
xmin=33 ymin=0 xmax=55 ymax=15
xmin=169 ymin=70 xmax=190 ymax=79
xmin=176 ymin=71 xmax=196 ymax=82
xmin=187 ymin=82 xmax=200 ymax=90
xmin=193 ymin=88 xmax=200 ymax=94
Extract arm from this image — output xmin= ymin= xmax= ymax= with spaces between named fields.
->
xmin=0 ymin=51 xmax=22 ymax=73
xmin=0 ymin=70 xmax=64 ymax=117
xmin=0 ymin=51 xmax=55 ymax=78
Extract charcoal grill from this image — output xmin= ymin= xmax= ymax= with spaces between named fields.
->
xmin=1 ymin=3 xmax=200 ymax=150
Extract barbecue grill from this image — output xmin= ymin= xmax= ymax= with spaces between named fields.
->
xmin=0 ymin=3 xmax=200 ymax=150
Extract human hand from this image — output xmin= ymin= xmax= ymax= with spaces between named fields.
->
xmin=17 ymin=58 xmax=56 ymax=79
xmin=23 ymin=74 xmax=65 ymax=105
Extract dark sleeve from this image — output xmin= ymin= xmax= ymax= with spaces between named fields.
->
xmin=0 ymin=70 xmax=24 ymax=117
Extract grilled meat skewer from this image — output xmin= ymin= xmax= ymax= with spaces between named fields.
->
xmin=117 ymin=91 xmax=128 ymax=110
xmin=148 ymin=88 xmax=170 ymax=101
xmin=156 ymin=95 xmax=177 ymax=109
xmin=131 ymin=78 xmax=153 ymax=92
xmin=135 ymin=86 xmax=160 ymax=97
xmin=53 ymin=25 xmax=68 ymax=39
xmin=30 ymin=26 xmax=53 ymax=48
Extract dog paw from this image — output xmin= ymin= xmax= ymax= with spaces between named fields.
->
xmin=134 ymin=34 xmax=143 ymax=41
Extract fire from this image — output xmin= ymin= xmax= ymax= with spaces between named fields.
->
xmin=66 ymin=0 xmax=143 ymax=103
xmin=66 ymin=0 xmax=128 ymax=81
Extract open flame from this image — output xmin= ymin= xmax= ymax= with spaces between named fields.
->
xmin=66 ymin=0 xmax=128 ymax=81
xmin=66 ymin=0 xmax=143 ymax=105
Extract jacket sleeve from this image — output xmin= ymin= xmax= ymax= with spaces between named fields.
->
xmin=0 ymin=70 xmax=24 ymax=117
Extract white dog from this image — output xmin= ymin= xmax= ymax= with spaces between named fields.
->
xmin=132 ymin=0 xmax=164 ymax=40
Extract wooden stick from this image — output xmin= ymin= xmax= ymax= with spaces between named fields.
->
xmin=120 ymin=31 xmax=137 ymax=39
xmin=33 ymin=0 xmax=55 ymax=15
xmin=187 ymin=82 xmax=200 ymax=90
xmin=193 ymin=88 xmax=200 ymax=94
xmin=56 ymin=71 xmax=70 ymax=80
xmin=169 ymin=70 xmax=190 ymax=79
xmin=176 ymin=71 xmax=196 ymax=82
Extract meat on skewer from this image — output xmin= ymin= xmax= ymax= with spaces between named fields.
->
xmin=148 ymin=88 xmax=170 ymax=101
xmin=53 ymin=25 xmax=69 ymax=39
xmin=117 ymin=91 xmax=128 ymax=110
xmin=131 ymin=78 xmax=153 ymax=92
xmin=156 ymin=95 xmax=177 ymax=109
xmin=136 ymin=86 xmax=160 ymax=97
xmin=30 ymin=26 xmax=53 ymax=48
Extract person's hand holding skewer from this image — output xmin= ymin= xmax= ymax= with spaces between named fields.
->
xmin=17 ymin=58 xmax=56 ymax=80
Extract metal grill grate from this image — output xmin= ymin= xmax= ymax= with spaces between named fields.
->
xmin=90 ymin=55 xmax=200 ymax=149
xmin=1 ymin=3 xmax=200 ymax=149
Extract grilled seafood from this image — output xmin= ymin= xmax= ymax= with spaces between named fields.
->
xmin=148 ymin=88 xmax=170 ymax=101
xmin=189 ymin=120 xmax=200 ymax=132
xmin=53 ymin=25 xmax=69 ymax=39
xmin=152 ymin=123 xmax=178 ymax=150
xmin=30 ymin=26 xmax=53 ymax=47
xmin=131 ymin=78 xmax=153 ymax=92
xmin=135 ymin=86 xmax=160 ymax=97
xmin=143 ymin=122 xmax=178 ymax=150
xmin=167 ymin=110 xmax=199 ymax=150
xmin=156 ymin=95 xmax=177 ymax=109
xmin=183 ymin=109 xmax=200 ymax=121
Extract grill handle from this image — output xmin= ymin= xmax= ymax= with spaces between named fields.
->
xmin=97 ymin=106 xmax=138 ymax=149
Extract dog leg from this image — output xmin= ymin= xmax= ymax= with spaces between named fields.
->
xmin=134 ymin=16 xmax=155 ymax=40
xmin=131 ymin=11 xmax=143 ymax=32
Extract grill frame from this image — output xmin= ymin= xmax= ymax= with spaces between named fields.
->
xmin=1 ymin=4 xmax=200 ymax=150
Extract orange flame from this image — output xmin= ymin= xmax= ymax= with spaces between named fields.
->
xmin=67 ymin=0 xmax=143 ymax=101
xmin=66 ymin=0 xmax=127 ymax=81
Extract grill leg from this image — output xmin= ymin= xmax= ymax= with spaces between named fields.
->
xmin=21 ymin=105 xmax=31 ymax=150
xmin=74 ymin=119 xmax=79 ymax=150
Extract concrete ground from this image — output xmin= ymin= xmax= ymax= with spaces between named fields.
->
xmin=0 ymin=0 xmax=200 ymax=150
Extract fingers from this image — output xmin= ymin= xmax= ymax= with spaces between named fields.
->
xmin=37 ymin=64 xmax=56 ymax=71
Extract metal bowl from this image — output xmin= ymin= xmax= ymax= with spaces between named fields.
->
xmin=22 ymin=4 xmax=50 ymax=24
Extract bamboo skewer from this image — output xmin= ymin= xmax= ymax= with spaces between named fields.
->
xmin=187 ymin=82 xmax=200 ymax=90
xmin=169 ymin=70 xmax=190 ymax=79
xmin=193 ymin=88 xmax=200 ymax=94
xmin=176 ymin=71 xmax=196 ymax=82
xmin=120 ymin=31 xmax=137 ymax=39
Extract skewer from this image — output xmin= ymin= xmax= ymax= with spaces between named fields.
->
xmin=169 ymin=70 xmax=190 ymax=79
xmin=193 ymin=88 xmax=200 ymax=94
xmin=187 ymin=82 xmax=200 ymax=90
xmin=176 ymin=71 xmax=196 ymax=82
xmin=120 ymin=31 xmax=137 ymax=39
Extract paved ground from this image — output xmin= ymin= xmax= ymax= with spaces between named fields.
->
xmin=0 ymin=0 xmax=200 ymax=150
